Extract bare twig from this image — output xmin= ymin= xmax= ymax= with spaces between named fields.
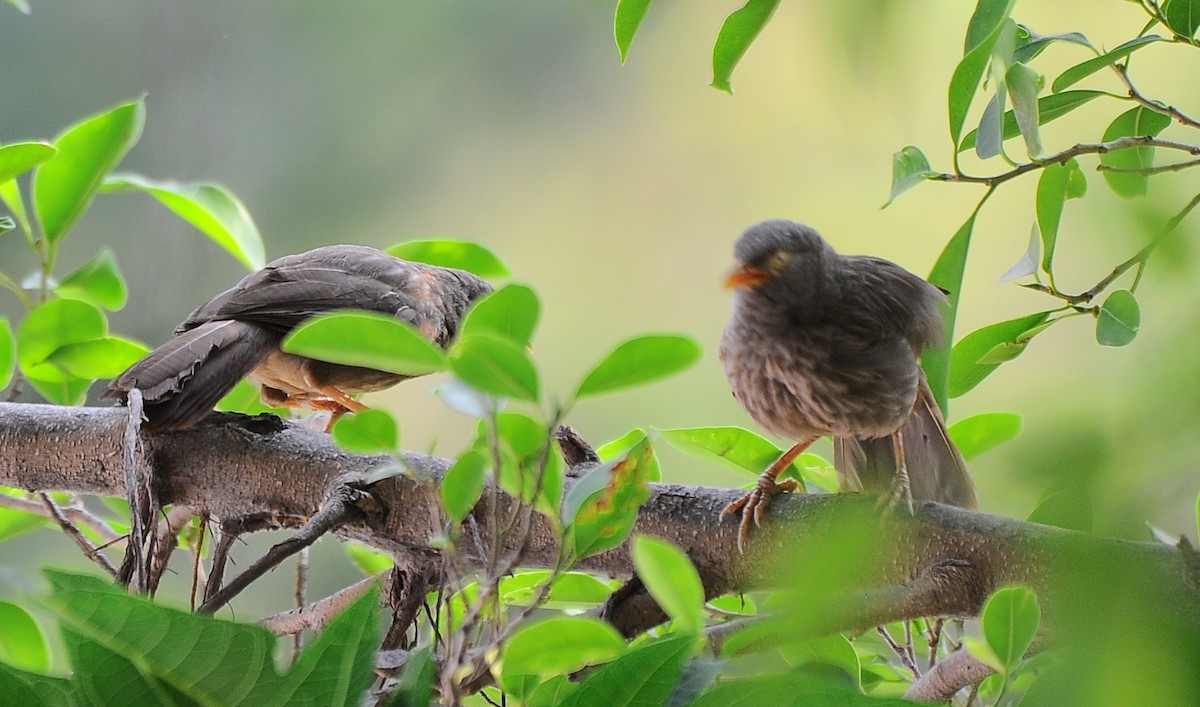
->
xmin=0 ymin=492 xmax=121 ymax=544
xmin=258 ymin=571 xmax=384 ymax=637
xmin=38 ymin=492 xmax=118 ymax=576
xmin=1096 ymin=156 xmax=1200 ymax=175
xmin=148 ymin=505 xmax=195 ymax=596
xmin=905 ymin=647 xmax=995 ymax=702
xmin=878 ymin=625 xmax=922 ymax=677
xmin=293 ymin=546 xmax=310 ymax=662
xmin=1111 ymin=61 xmax=1200 ymax=129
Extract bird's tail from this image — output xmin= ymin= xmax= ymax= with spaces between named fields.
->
xmin=105 ymin=320 xmax=277 ymax=430
xmin=833 ymin=375 xmax=978 ymax=509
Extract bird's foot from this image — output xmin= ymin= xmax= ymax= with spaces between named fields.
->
xmin=720 ymin=475 xmax=803 ymax=553
xmin=875 ymin=462 xmax=915 ymax=516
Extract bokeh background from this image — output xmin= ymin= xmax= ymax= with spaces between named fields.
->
xmin=2 ymin=1 xmax=1198 ymax=617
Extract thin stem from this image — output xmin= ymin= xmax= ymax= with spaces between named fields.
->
xmin=39 ymin=492 xmax=119 ymax=576
xmin=1111 ymin=61 xmax=1200 ymax=129
xmin=1096 ymin=156 xmax=1200 ymax=175
xmin=0 ymin=270 xmax=33 ymax=310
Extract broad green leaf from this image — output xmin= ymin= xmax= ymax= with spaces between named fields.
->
xmin=575 ymin=334 xmax=700 ymax=400
xmin=883 ymin=145 xmax=934 ymax=207
xmin=997 ymin=224 xmax=1040 ymax=283
xmin=282 ymin=585 xmax=379 ymax=705
xmin=46 ymin=336 xmax=148 ymax=379
xmin=449 ymin=332 xmax=539 ymax=402
xmin=386 ymin=239 xmax=510 ymax=278
xmin=344 ymin=541 xmax=393 ymax=575
xmin=0 ymin=601 xmax=49 ymax=673
xmin=778 ymin=633 xmax=861 ymax=690
xmin=948 ymin=0 xmax=1018 ymax=145
xmin=1006 ymin=62 xmax=1042 ymax=157
xmin=1027 ymin=489 xmax=1093 ymax=532
xmin=501 ymin=616 xmax=624 ymax=695
xmin=596 ymin=428 xmax=662 ymax=482
xmin=331 ymin=409 xmax=399 ymax=454
xmin=1164 ymin=0 xmax=1200 ymax=38
xmin=632 ymin=535 xmax=705 ymax=634
xmin=710 ymin=0 xmax=781 ymax=94
xmin=1013 ymin=27 xmax=1092 ymax=64
xmin=54 ymin=248 xmax=127 ymax=310
xmin=0 ymin=318 xmax=13 ymax=391
xmin=1099 ymin=107 xmax=1172 ymax=198
xmin=500 ymin=571 xmax=615 ymax=609
xmin=0 ymin=181 xmax=30 ymax=238
xmin=657 ymin=426 xmax=810 ymax=480
xmin=1036 ymin=160 xmax=1085 ymax=274
xmin=459 ymin=283 xmax=539 ymax=346
xmin=441 ymin=449 xmax=486 ymax=522
xmin=974 ymin=92 xmax=1006 ymax=160
xmin=17 ymin=298 xmax=107 ymax=380
xmin=615 ymin=0 xmax=655 ymax=64
xmin=0 ymin=142 xmax=56 ymax=183
xmin=1096 ymin=289 xmax=1139 ymax=346
xmin=1051 ymin=36 xmax=1162 ymax=93
xmin=948 ymin=311 xmax=1053 ymax=398
xmin=26 ymin=376 xmax=93 ymax=406
xmin=947 ymin=412 xmax=1023 ymax=461
xmin=0 ymin=505 xmax=46 ymax=544
xmin=282 ymin=310 xmax=446 ymax=376
xmin=33 ymin=100 xmax=145 ymax=242
xmin=690 ymin=671 xmax=909 ymax=706
xmin=390 ymin=647 xmax=435 ymax=707
xmin=566 ymin=436 xmax=654 ymax=558
xmin=0 ymin=662 xmax=75 ymax=706
xmin=958 ymin=90 xmax=1105 ymax=152
xmin=103 ymin=174 xmax=265 ymax=270
xmin=922 ymin=203 xmax=983 ymax=412
xmin=558 ymin=634 xmax=695 ymax=707
xmin=486 ymin=412 xmax=563 ymax=514
xmin=981 ymin=586 xmax=1041 ymax=672
xmin=215 ymin=378 xmax=287 ymax=416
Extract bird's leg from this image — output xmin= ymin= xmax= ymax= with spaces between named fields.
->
xmin=720 ymin=437 xmax=815 ymax=552
xmin=877 ymin=430 xmax=915 ymax=515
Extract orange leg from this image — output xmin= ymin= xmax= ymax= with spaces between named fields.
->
xmin=720 ymin=436 xmax=816 ymax=552
xmin=877 ymin=430 xmax=915 ymax=515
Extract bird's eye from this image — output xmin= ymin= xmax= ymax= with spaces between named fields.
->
xmin=766 ymin=250 xmax=791 ymax=273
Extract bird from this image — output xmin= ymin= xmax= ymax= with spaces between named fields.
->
xmin=106 ymin=244 xmax=493 ymax=430
xmin=718 ymin=219 xmax=977 ymax=549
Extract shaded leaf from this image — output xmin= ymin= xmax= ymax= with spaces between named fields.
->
xmin=710 ymin=0 xmax=781 ymax=93
xmin=0 ymin=601 xmax=49 ymax=673
xmin=947 ymin=412 xmax=1023 ymax=461
xmin=921 ymin=205 xmax=982 ymax=412
xmin=449 ymin=332 xmax=539 ymax=402
xmin=884 ymin=145 xmax=934 ymax=207
xmin=1096 ymin=289 xmax=1139 ymax=346
xmin=1027 ymin=489 xmax=1093 ymax=533
xmin=0 ymin=662 xmax=75 ymax=706
xmin=1013 ymin=27 xmax=1093 ymax=64
xmin=1099 ymin=107 xmax=1172 ymax=198
xmin=974 ymin=92 xmax=1006 ymax=160
xmin=441 ymin=449 xmax=486 ymax=522
xmin=981 ymin=586 xmax=1041 ymax=672
xmin=958 ymin=90 xmax=1105 ymax=152
xmin=558 ymin=634 xmax=695 ymax=707
xmin=104 ymin=174 xmax=265 ymax=271
xmin=948 ymin=311 xmax=1053 ymax=398
xmin=1006 ymin=62 xmax=1042 ymax=157
xmin=501 ymin=616 xmax=625 ymax=696
xmin=34 ymin=101 xmax=145 ymax=242
xmin=575 ymin=334 xmax=700 ymax=400
xmin=55 ymin=248 xmax=127 ymax=310
xmin=948 ymin=0 xmax=1018 ymax=145
xmin=1051 ymin=36 xmax=1162 ymax=93
xmin=1164 ymin=0 xmax=1200 ymax=38
xmin=0 ymin=142 xmax=56 ymax=183
xmin=566 ymin=436 xmax=654 ymax=558
xmin=386 ymin=239 xmax=510 ymax=278
xmin=389 ymin=647 xmax=435 ymax=707
xmin=332 ymin=409 xmax=399 ymax=454
xmin=459 ymin=283 xmax=539 ymax=346
xmin=1036 ymin=159 xmax=1085 ymax=274
xmin=282 ymin=310 xmax=446 ymax=376
xmin=615 ymin=0 xmax=655 ymax=64
xmin=46 ymin=336 xmax=148 ymax=379
xmin=632 ymin=535 xmax=705 ymax=633
xmin=282 ymin=585 xmax=379 ymax=705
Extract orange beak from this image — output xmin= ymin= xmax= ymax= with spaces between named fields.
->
xmin=724 ymin=263 xmax=771 ymax=289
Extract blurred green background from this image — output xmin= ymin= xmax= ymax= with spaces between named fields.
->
xmin=2 ymin=2 xmax=1198 ymax=615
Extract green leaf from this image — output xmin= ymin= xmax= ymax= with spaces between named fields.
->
xmin=632 ymin=535 xmax=705 ymax=634
xmin=1051 ymin=35 xmax=1162 ymax=93
xmin=1099 ymin=107 xmax=1172 ymax=198
xmin=390 ymin=647 xmax=435 ymax=707
xmin=659 ymin=426 xmax=793 ymax=477
xmin=46 ymin=336 xmax=149 ymax=379
xmin=485 ymin=412 xmax=562 ymax=514
xmin=981 ymin=586 xmax=1041 ymax=672
xmin=0 ymin=318 xmax=14 ymax=391
xmin=0 ymin=142 xmax=56 ymax=183
xmin=282 ymin=585 xmax=379 ymax=705
xmin=948 ymin=311 xmax=1053 ymax=398
xmin=25 ymin=375 xmax=92 ymax=406
xmin=974 ymin=92 xmax=1006 ymax=160
xmin=778 ymin=633 xmax=862 ymax=690
xmin=1164 ymin=0 xmax=1200 ymax=38
xmin=0 ymin=503 xmax=47 ymax=544
xmin=54 ymin=248 xmax=128 ymax=310
xmin=501 ymin=616 xmax=625 ymax=695
xmin=33 ymin=100 xmax=145 ymax=242
xmin=441 ymin=449 xmax=486 ymax=522
xmin=948 ymin=0 xmax=1018 ymax=145
xmin=1036 ymin=160 xmax=1085 ymax=274
xmin=922 ymin=205 xmax=982 ymax=412
xmin=710 ymin=0 xmax=781 ymax=94
xmin=1006 ymin=63 xmax=1042 ymax=157
xmin=997 ymin=224 xmax=1040 ymax=284
xmin=449 ymin=332 xmax=539 ymax=402
xmin=459 ymin=283 xmax=539 ymax=346
xmin=1013 ymin=28 xmax=1093 ymax=64
xmin=386 ymin=239 xmax=510 ymax=278
xmin=0 ymin=180 xmax=31 ymax=238
xmin=597 ymin=429 xmax=661 ymax=482
xmin=575 ymin=334 xmax=700 ymax=400
xmin=614 ymin=0 xmax=655 ymax=64
xmin=0 ymin=601 xmax=49 ymax=673
xmin=500 ymin=571 xmax=615 ymax=610
xmin=947 ymin=412 xmax=1023 ymax=461
xmin=17 ymin=298 xmax=107 ymax=380
xmin=558 ymin=634 xmax=694 ymax=707
xmin=104 ymin=174 xmax=265 ymax=270
xmin=883 ymin=146 xmax=934 ymax=207
xmin=566 ymin=436 xmax=654 ymax=559
xmin=332 ymin=409 xmax=399 ymax=454
xmin=282 ymin=310 xmax=446 ymax=376
xmin=1096 ymin=289 xmax=1140 ymax=346
xmin=344 ymin=541 xmax=393 ymax=575
xmin=958 ymin=90 xmax=1105 ymax=152
xmin=0 ymin=662 xmax=75 ymax=706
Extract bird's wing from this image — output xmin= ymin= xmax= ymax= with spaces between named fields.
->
xmin=837 ymin=255 xmax=946 ymax=352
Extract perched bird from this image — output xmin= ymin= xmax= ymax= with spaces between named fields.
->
xmin=107 ymin=244 xmax=493 ymax=430
xmin=719 ymin=219 xmax=977 ymax=548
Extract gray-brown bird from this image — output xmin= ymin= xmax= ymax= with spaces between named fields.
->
xmin=107 ymin=244 xmax=492 ymax=429
xmin=719 ymin=220 xmax=977 ymax=548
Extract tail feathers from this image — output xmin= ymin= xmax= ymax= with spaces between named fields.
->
xmin=834 ymin=376 xmax=978 ymax=509
xmin=106 ymin=320 xmax=277 ymax=430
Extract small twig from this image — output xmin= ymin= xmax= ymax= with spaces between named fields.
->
xmin=877 ymin=625 xmax=922 ymax=677
xmin=204 ymin=525 xmax=239 ymax=604
xmin=38 ymin=492 xmax=118 ymax=576
xmin=0 ymin=492 xmax=121 ymax=544
xmin=1111 ymin=61 xmax=1200 ymax=129
xmin=259 ymin=571 xmax=384 ymax=637
xmin=191 ymin=517 xmax=209 ymax=612
xmin=903 ymin=620 xmax=918 ymax=674
xmin=927 ymin=617 xmax=945 ymax=669
xmin=292 ymin=546 xmax=311 ymax=663
xmin=148 ymin=506 xmax=195 ymax=596
xmin=199 ymin=488 xmax=358 ymax=614
xmin=905 ymin=647 xmax=996 ymax=702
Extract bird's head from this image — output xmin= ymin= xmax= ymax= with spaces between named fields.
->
xmin=726 ymin=219 xmax=835 ymax=306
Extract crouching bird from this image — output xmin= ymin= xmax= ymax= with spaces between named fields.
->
xmin=107 ymin=244 xmax=493 ymax=429
xmin=718 ymin=219 xmax=977 ymax=550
